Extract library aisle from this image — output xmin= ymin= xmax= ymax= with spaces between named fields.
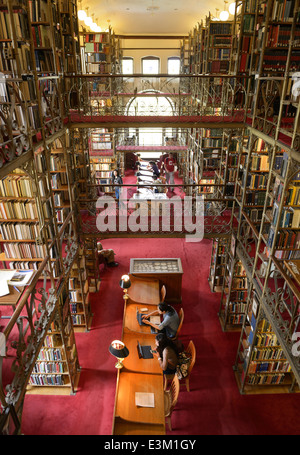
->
xmin=21 ymin=238 xmax=300 ymax=435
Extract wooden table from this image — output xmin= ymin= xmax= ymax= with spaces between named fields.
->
xmin=112 ymin=274 xmax=165 ymax=435
xmin=130 ymin=258 xmax=183 ymax=304
xmin=127 ymin=275 xmax=160 ymax=306
xmin=123 ymin=301 xmax=160 ymax=335
xmin=114 ymin=371 xmax=165 ymax=425
xmin=122 ymin=332 xmax=161 ymax=375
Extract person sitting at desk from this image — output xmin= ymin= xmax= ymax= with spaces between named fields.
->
xmin=153 ymin=333 xmax=179 ymax=375
xmin=142 ymin=302 xmax=179 ymax=339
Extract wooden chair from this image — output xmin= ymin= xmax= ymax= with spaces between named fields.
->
xmin=164 ymin=374 xmax=180 ymax=431
xmin=173 ymin=308 xmax=184 ymax=340
xmin=164 ymin=339 xmax=196 ymax=392
xmin=182 ymin=340 xmax=196 ymax=392
xmin=160 ymin=285 xmax=166 ymax=302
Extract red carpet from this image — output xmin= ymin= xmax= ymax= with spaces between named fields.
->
xmin=21 ymin=238 xmax=300 ymax=435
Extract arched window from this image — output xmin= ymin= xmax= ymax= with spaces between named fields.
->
xmin=142 ymin=56 xmax=160 ymax=74
xmin=168 ymin=57 xmax=180 ymax=75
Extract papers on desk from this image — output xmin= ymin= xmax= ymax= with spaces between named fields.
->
xmin=135 ymin=392 xmax=155 ymax=408
xmin=150 ymin=316 xmax=160 ymax=325
xmin=0 ymin=271 xmax=15 ymax=297
xmin=0 ymin=270 xmax=34 ymax=297
xmin=8 ymin=270 xmax=34 ymax=287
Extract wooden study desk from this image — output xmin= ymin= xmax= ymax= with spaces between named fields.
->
xmin=127 ymin=275 xmax=160 ymax=306
xmin=114 ymin=371 xmax=165 ymax=426
xmin=112 ymin=273 xmax=166 ymax=435
xmin=0 ymin=270 xmax=35 ymax=310
xmin=123 ymin=301 xmax=160 ymax=335
xmin=122 ymin=332 xmax=161 ymax=375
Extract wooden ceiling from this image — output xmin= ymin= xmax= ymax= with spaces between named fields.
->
xmin=77 ymin=0 xmax=230 ymax=35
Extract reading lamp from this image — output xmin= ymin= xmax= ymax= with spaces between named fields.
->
xmin=109 ymin=340 xmax=129 ymax=369
xmin=119 ymin=274 xmax=131 ymax=300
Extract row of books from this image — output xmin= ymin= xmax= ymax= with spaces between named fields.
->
xmin=253 ymin=331 xmax=280 ymax=348
xmin=201 ymin=138 xmax=223 ymax=148
xmin=56 ymin=207 xmax=69 ymax=223
xmin=2 ymin=242 xmax=47 ymax=259
xmin=0 ymin=201 xmax=38 ymax=220
xmin=29 ymin=374 xmax=65 ymax=386
xmin=248 ymin=360 xmax=291 ymax=374
xmin=231 ymin=277 xmax=248 ymax=289
xmin=34 ymin=49 xmax=55 ymax=73
xmin=0 ymin=222 xmax=41 ymax=241
xmin=246 ymin=373 xmax=286 ymax=385
xmin=270 ymin=0 xmax=296 ymax=22
xmin=91 ymin=163 xmax=112 ymax=171
xmin=273 ymin=205 xmax=300 ymax=229
xmin=0 ymin=10 xmax=30 ymax=40
xmin=228 ymin=302 xmax=247 ymax=314
xmin=72 ymin=314 xmax=84 ymax=325
xmin=286 ymin=185 xmax=300 ymax=206
xmin=28 ymin=0 xmax=49 ymax=22
xmin=271 ymin=229 xmax=300 ymax=250
xmin=44 ymin=334 xmax=62 ymax=348
xmin=243 ymin=172 xmax=268 ymax=190
xmin=83 ymin=33 xmax=110 ymax=44
xmin=51 ymin=173 xmax=68 ymax=190
xmin=209 ymin=22 xmax=232 ymax=35
xmin=0 ymin=176 xmax=34 ymax=198
xmin=53 ymin=193 xmax=69 ymax=207
xmin=208 ymin=48 xmax=230 ymax=60
xmin=244 ymin=208 xmax=264 ymax=223
xmin=266 ymin=25 xmax=300 ymax=48
xmin=37 ymin=347 xmax=64 ymax=362
xmin=251 ymin=155 xmax=269 ymax=172
xmin=31 ymin=25 xmax=51 ymax=48
xmin=32 ymin=362 xmax=65 ymax=374
xmin=244 ymin=191 xmax=266 ymax=206
xmin=69 ymin=290 xmax=82 ymax=303
xmin=228 ymin=314 xmax=245 ymax=325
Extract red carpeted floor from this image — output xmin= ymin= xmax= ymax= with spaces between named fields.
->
xmin=21 ymin=238 xmax=300 ymax=435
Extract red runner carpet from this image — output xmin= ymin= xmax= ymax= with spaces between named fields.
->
xmin=22 ymin=238 xmax=300 ymax=435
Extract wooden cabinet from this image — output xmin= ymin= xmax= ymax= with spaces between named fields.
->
xmin=130 ymin=258 xmax=183 ymax=304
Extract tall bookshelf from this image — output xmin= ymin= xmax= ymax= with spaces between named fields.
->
xmin=204 ymin=15 xmax=233 ymax=74
xmin=69 ymin=248 xmax=93 ymax=332
xmin=27 ymin=280 xmax=81 ymax=394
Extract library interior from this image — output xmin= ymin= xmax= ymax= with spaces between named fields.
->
xmin=0 ymin=0 xmax=300 ymax=436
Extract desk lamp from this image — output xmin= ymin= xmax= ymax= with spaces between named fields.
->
xmin=119 ymin=274 xmax=131 ymax=300
xmin=109 ymin=340 xmax=129 ymax=369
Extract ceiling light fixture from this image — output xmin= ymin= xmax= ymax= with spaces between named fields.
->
xmin=77 ymin=1 xmax=86 ymax=21
xmin=220 ymin=1 xmax=229 ymax=21
xmin=212 ymin=8 xmax=220 ymax=21
xmin=84 ymin=7 xmax=93 ymax=26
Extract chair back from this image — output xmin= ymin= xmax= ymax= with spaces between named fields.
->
xmin=186 ymin=340 xmax=196 ymax=376
xmin=160 ymin=285 xmax=166 ymax=302
xmin=173 ymin=308 xmax=184 ymax=340
xmin=169 ymin=374 xmax=180 ymax=413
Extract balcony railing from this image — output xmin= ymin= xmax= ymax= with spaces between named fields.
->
xmin=65 ymin=74 xmax=249 ymax=124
